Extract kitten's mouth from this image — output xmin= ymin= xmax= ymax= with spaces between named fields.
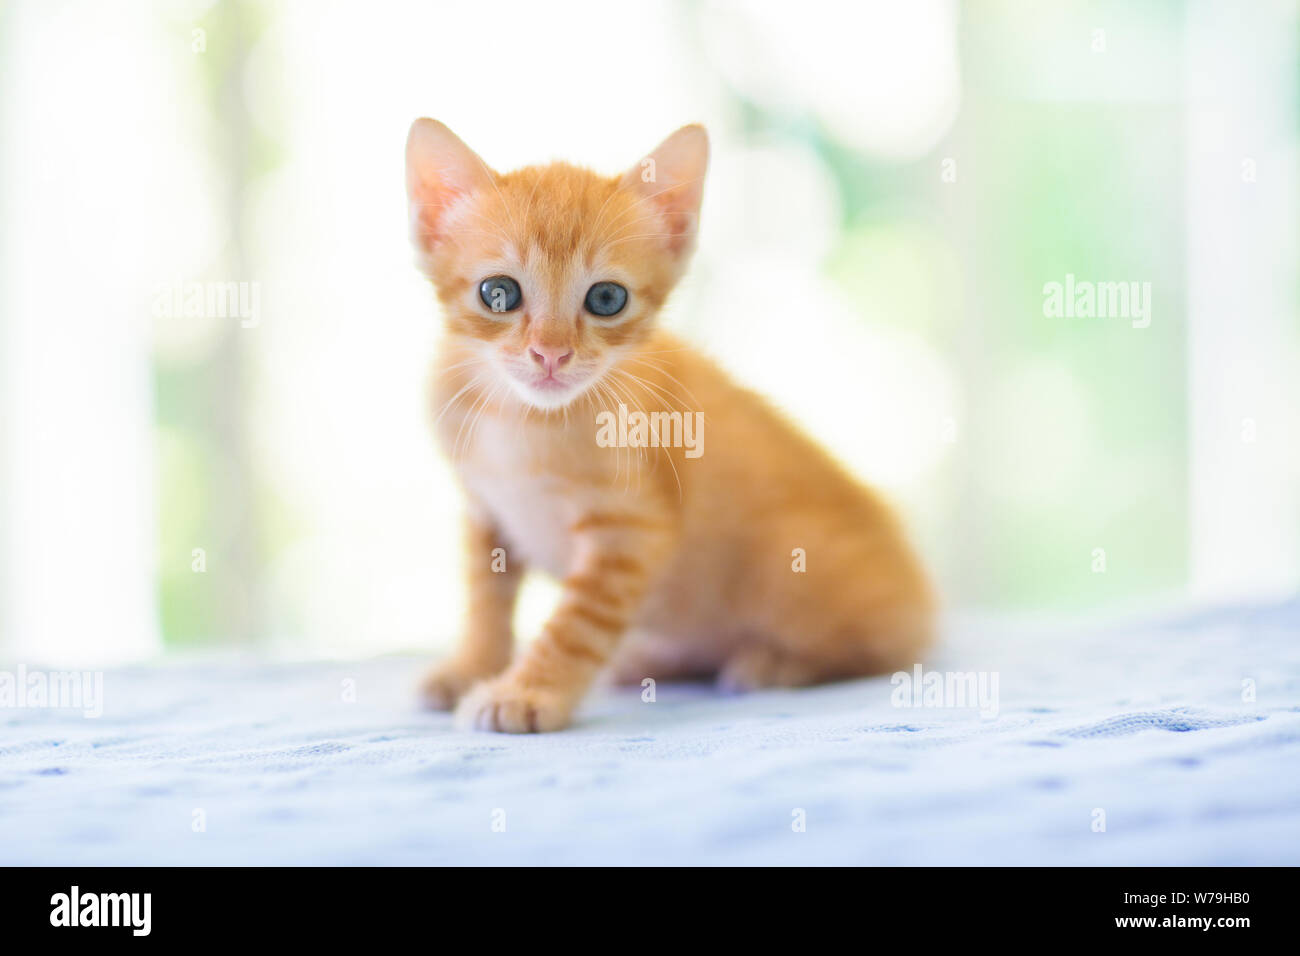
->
xmin=532 ymin=374 xmax=570 ymax=391
xmin=503 ymin=368 xmax=594 ymax=409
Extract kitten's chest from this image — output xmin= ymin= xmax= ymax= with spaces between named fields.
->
xmin=452 ymin=414 xmax=583 ymax=577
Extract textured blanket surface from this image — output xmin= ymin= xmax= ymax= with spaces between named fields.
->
xmin=2 ymin=600 xmax=1298 ymax=865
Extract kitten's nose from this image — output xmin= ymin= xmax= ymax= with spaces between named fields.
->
xmin=528 ymin=345 xmax=574 ymax=374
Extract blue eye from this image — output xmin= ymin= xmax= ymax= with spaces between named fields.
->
xmin=479 ymin=276 xmax=522 ymax=313
xmin=584 ymin=281 xmax=627 ymax=318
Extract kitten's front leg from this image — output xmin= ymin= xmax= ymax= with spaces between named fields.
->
xmin=455 ymin=512 xmax=675 ymax=732
xmin=420 ymin=513 xmax=523 ymax=710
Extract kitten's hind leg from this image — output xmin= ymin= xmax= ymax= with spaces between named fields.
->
xmin=716 ymin=604 xmax=933 ymax=694
xmin=716 ymin=644 xmax=823 ymax=694
xmin=606 ymin=632 xmax=721 ymax=686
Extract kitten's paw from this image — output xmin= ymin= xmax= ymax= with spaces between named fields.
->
xmin=420 ymin=660 xmax=499 ymax=711
xmin=717 ymin=645 xmax=818 ymax=694
xmin=454 ymin=677 xmax=574 ymax=733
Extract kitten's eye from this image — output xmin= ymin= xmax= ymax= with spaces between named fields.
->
xmin=584 ymin=281 xmax=628 ymax=318
xmin=479 ymin=276 xmax=522 ymax=313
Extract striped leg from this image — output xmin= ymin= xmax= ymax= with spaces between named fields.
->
xmin=420 ymin=514 xmax=523 ymax=710
xmin=455 ymin=510 xmax=675 ymax=732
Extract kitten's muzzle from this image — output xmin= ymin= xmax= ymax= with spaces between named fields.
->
xmin=528 ymin=345 xmax=574 ymax=376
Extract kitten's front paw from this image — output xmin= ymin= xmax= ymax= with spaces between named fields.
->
xmin=454 ymin=677 xmax=574 ymax=733
xmin=420 ymin=660 xmax=498 ymax=711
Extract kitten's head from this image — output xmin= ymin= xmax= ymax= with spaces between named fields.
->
xmin=405 ymin=119 xmax=708 ymax=410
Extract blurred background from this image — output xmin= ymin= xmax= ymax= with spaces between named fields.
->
xmin=0 ymin=0 xmax=1296 ymax=666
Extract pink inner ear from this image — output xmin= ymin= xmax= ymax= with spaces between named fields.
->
xmin=621 ymin=124 xmax=712 ymax=254
xmin=405 ymin=119 xmax=494 ymax=254
xmin=645 ymin=186 xmax=699 ymax=255
xmin=621 ymin=126 xmax=708 ymax=256
xmin=410 ymin=180 xmax=455 ymax=249
xmin=410 ymin=169 xmax=487 ymax=253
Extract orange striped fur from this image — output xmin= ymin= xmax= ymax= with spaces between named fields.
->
xmin=407 ymin=119 xmax=933 ymax=732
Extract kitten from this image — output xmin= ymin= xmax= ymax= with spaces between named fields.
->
xmin=407 ymin=118 xmax=934 ymax=732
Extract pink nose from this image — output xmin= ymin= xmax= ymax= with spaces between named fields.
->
xmin=528 ymin=345 xmax=574 ymax=374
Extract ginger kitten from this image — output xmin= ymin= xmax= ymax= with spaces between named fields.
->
xmin=407 ymin=118 xmax=933 ymax=732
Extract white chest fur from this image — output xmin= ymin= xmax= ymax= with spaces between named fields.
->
xmin=453 ymin=413 xmax=579 ymax=577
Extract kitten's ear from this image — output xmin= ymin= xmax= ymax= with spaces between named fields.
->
xmin=620 ymin=124 xmax=709 ymax=256
xmin=405 ymin=118 xmax=495 ymax=258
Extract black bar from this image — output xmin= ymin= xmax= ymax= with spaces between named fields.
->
xmin=0 ymin=866 xmax=1287 ymax=942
